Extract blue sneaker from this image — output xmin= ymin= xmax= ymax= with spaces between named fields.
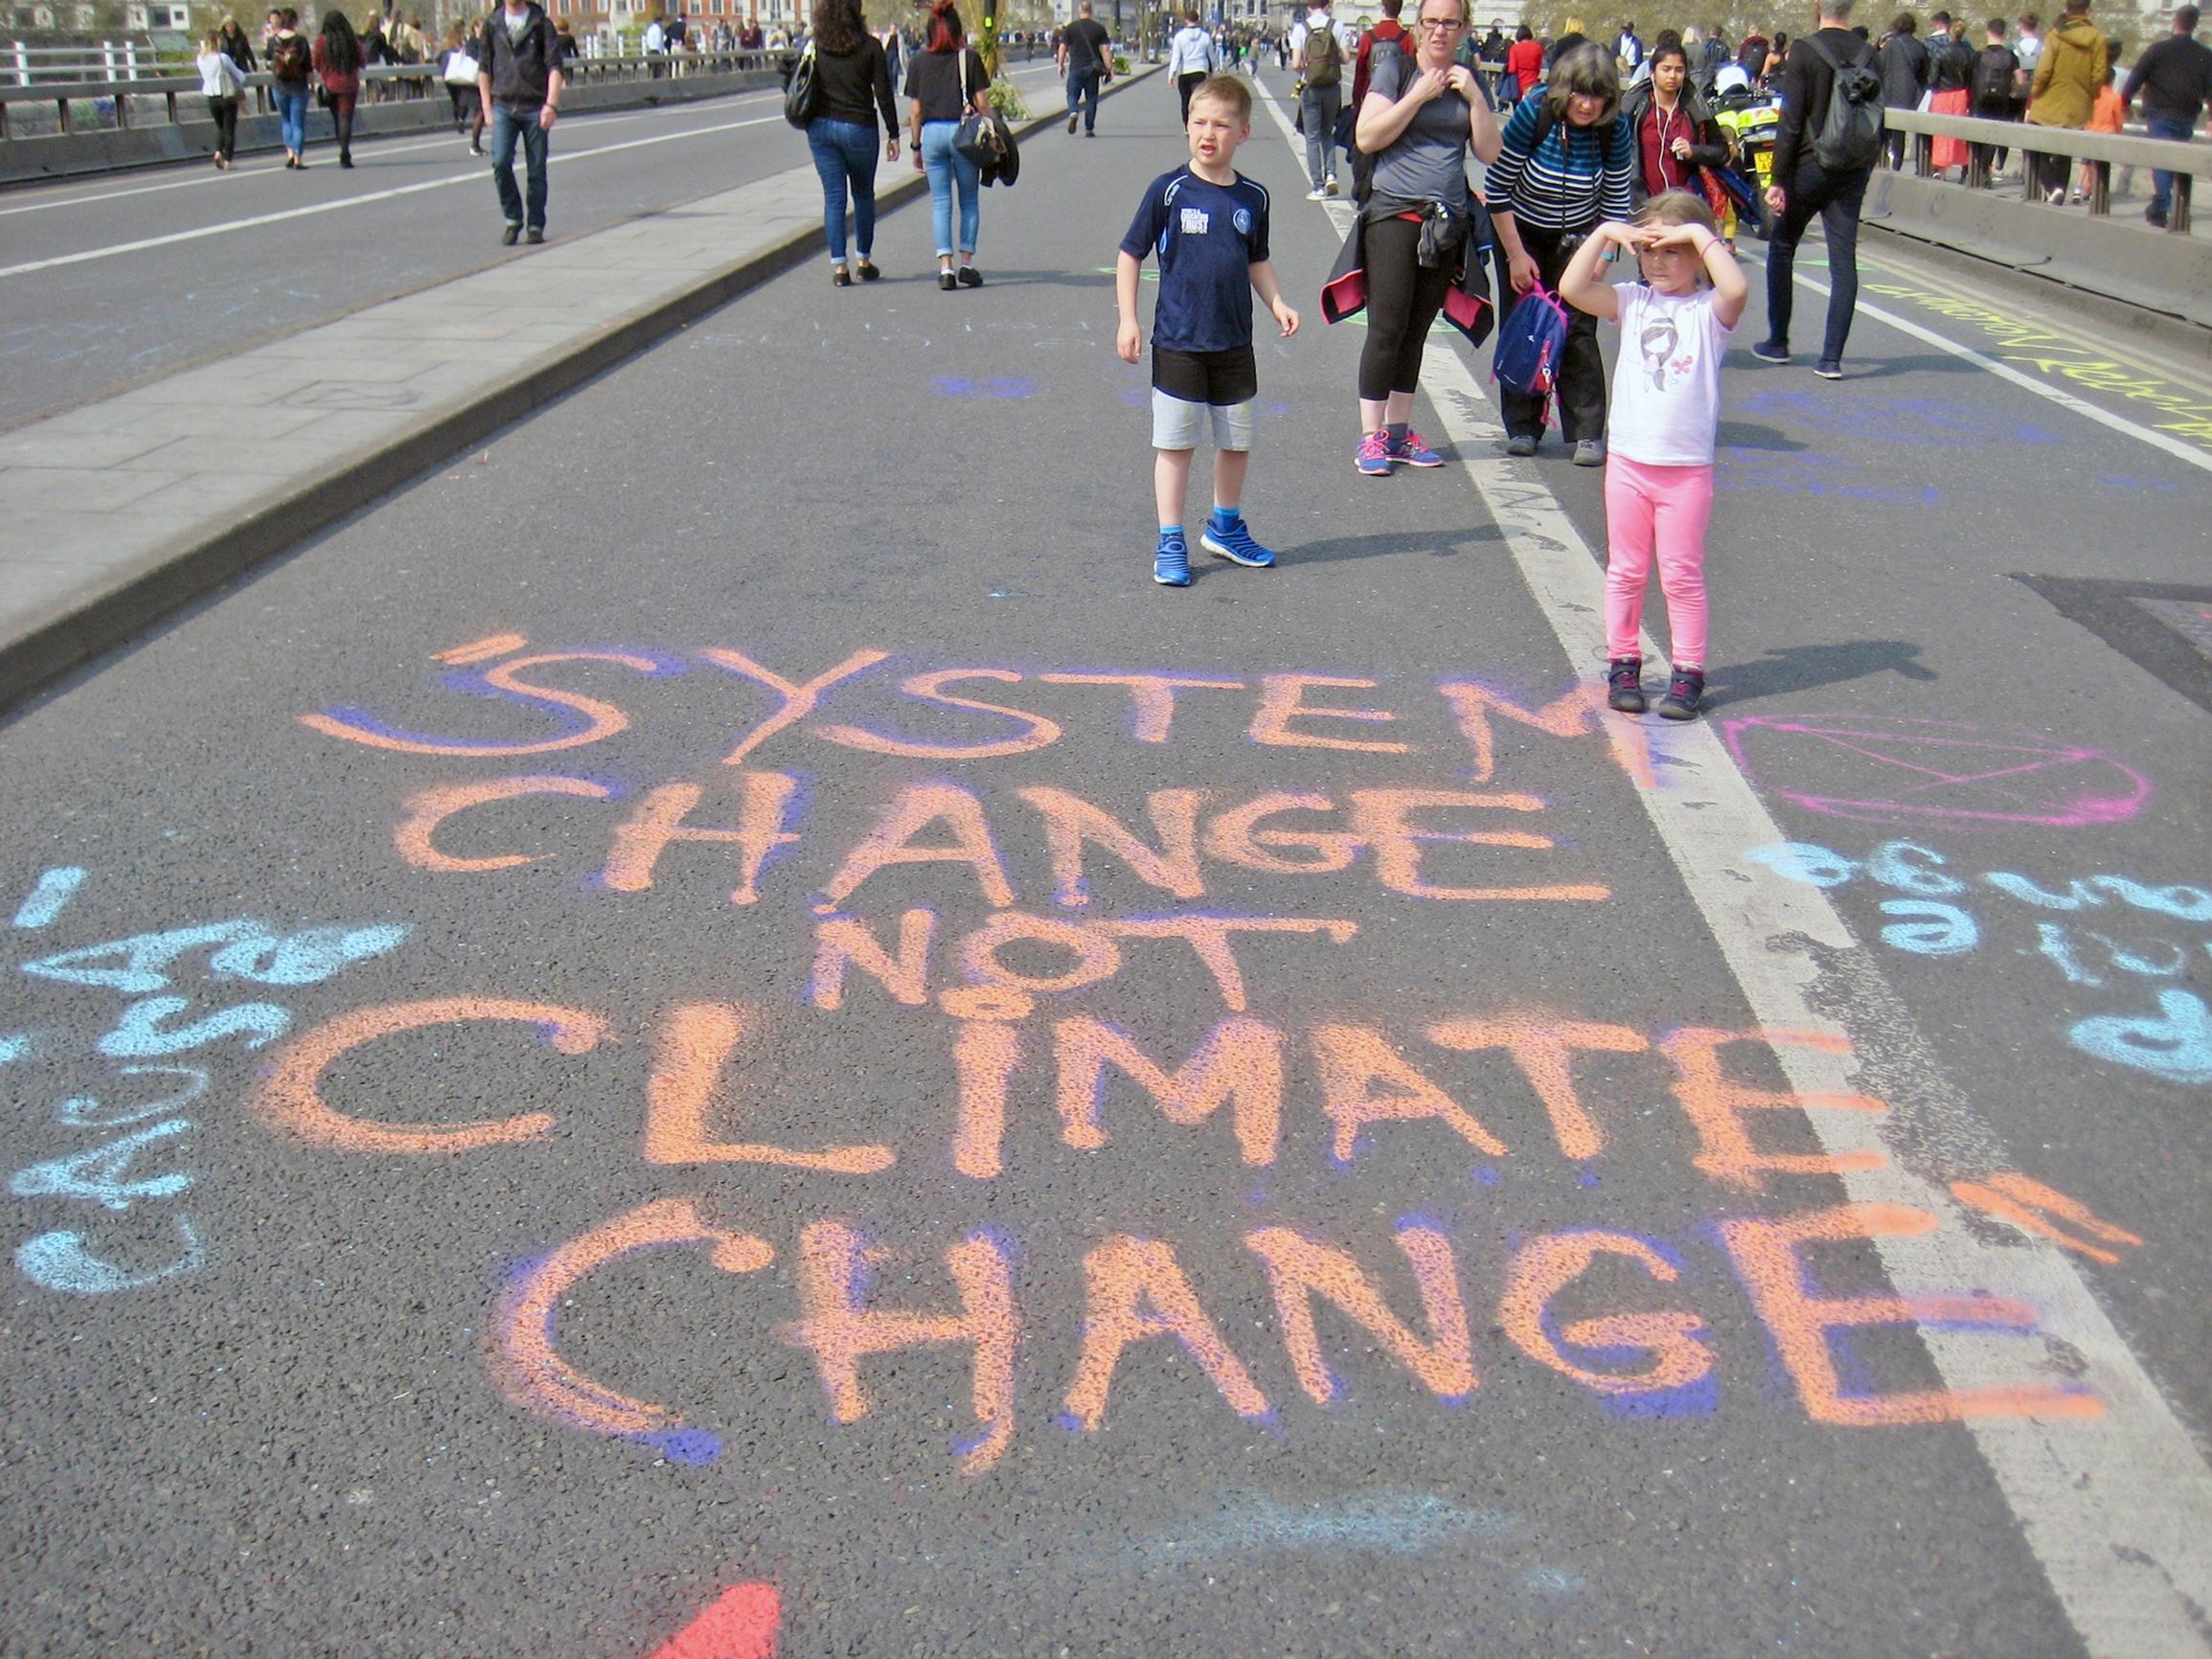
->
xmin=1388 ymin=427 xmax=1445 ymax=466
xmin=1356 ymin=429 xmax=1394 ymax=476
xmin=1153 ymin=533 xmax=1192 ymax=587
xmin=1199 ymin=512 xmax=1276 ymax=568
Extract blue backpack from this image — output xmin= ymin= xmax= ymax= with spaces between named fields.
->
xmin=1492 ymin=286 xmax=1571 ymax=426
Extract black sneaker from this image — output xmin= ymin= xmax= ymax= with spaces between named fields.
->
xmin=1656 ymin=667 xmax=1705 ymax=721
xmin=1750 ymin=339 xmax=1789 ymax=364
xmin=957 ymin=264 xmax=982 ymax=287
xmin=1606 ymin=657 xmax=1646 ymax=714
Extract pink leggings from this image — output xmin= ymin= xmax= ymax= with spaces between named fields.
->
xmin=1604 ymin=455 xmax=1712 ymax=668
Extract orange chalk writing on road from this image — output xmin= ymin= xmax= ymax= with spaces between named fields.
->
xmin=646 ymin=1580 xmax=782 ymax=1659
xmin=1054 ymin=1015 xmax=1285 ymax=1166
xmin=1245 ymin=1223 xmax=1474 ymax=1405
xmin=1949 ymin=1172 xmax=2145 ymax=1267
xmin=814 ymin=783 xmax=1015 ymax=913
xmin=1661 ymin=1027 xmax=1888 ymax=1191
xmin=1437 ymin=678 xmax=1653 ymax=790
xmin=393 ymin=774 xmax=613 ymax=873
xmin=1036 ymin=671 xmax=1246 ymax=743
xmin=256 ymin=997 xmax=605 ymax=1153
xmin=1064 ymin=1235 xmax=1269 ymax=1430
xmin=810 ymin=909 xmax=937 ymax=1011
xmin=1499 ymin=1231 xmax=1716 ymax=1396
xmin=1015 ymin=785 xmax=1206 ymax=908
xmin=1717 ymin=1203 xmax=2104 ymax=1426
xmin=812 ymin=669 xmax=1063 ymax=761
xmin=784 ymin=1220 xmax=1018 ymax=1473
xmin=301 ymin=650 xmax=657 ymax=756
xmin=1311 ymin=1023 xmax=1510 ymax=1164
xmin=1425 ymin=1015 xmax=1650 ymax=1160
xmin=1347 ymin=788 xmax=1609 ymax=903
xmin=492 ymin=1195 xmax=774 ymax=1440
xmin=1092 ymin=915 xmax=1358 ymax=1011
xmin=1249 ymin=673 xmax=1413 ymax=754
xmin=432 ymin=631 xmax=529 ymax=665
xmin=951 ymin=1020 xmax=1022 ymax=1178
xmin=1201 ymin=791 xmax=1361 ymax=874
xmin=602 ymin=773 xmax=802 ymax=905
xmin=644 ymin=1004 xmax=894 ymax=1173
xmin=698 ymin=646 xmax=890 ymax=766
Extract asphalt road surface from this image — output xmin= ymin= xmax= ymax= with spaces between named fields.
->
xmin=3 ymin=61 xmax=2209 ymax=1659
xmin=0 ymin=60 xmax=1064 ymax=430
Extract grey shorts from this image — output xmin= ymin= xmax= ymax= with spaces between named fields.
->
xmin=1152 ymin=390 xmax=1256 ymax=451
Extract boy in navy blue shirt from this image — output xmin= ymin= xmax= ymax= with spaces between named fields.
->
xmin=1116 ymin=74 xmax=1300 ymax=587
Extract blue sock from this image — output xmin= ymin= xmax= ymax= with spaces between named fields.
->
xmin=1159 ymin=524 xmax=1185 ymax=544
xmin=1208 ymin=505 xmax=1241 ymax=531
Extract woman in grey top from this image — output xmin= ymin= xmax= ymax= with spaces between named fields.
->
xmin=1349 ymin=0 xmax=1500 ymax=474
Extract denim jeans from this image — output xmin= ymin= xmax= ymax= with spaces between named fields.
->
xmin=920 ymin=119 xmax=979 ymax=257
xmin=490 ymin=103 xmax=550 ymax=231
xmin=1066 ymin=64 xmax=1102 ymax=130
xmin=1765 ymin=158 xmax=1870 ymax=366
xmin=2147 ymin=113 xmax=2192 ymax=218
xmin=273 ymin=82 xmax=308 ymax=153
xmin=1300 ymin=81 xmax=1340 ymax=188
xmin=808 ymin=116 xmax=879 ymax=262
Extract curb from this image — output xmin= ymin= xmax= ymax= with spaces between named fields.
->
xmin=0 ymin=64 xmax=1161 ymax=717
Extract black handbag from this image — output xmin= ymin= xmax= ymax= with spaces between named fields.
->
xmin=782 ymin=40 xmax=820 ymax=126
xmin=952 ymin=50 xmax=997 ymax=164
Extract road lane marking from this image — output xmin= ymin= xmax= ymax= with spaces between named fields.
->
xmin=1249 ymin=74 xmax=2212 ymax=1659
xmin=0 ymin=111 xmax=789 ymax=278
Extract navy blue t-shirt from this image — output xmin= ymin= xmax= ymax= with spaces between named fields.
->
xmin=1119 ymin=167 xmax=1271 ymax=355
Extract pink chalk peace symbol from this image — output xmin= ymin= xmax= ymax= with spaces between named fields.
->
xmin=1720 ymin=714 xmax=2151 ymax=830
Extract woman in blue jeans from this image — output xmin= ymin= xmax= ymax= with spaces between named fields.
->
xmin=806 ymin=0 xmax=900 ymax=284
xmin=905 ymin=0 xmax=990 ymax=289
xmin=265 ymin=7 xmax=313 ymax=168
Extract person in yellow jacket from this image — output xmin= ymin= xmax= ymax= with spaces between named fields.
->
xmin=2025 ymin=0 xmax=2107 ymax=201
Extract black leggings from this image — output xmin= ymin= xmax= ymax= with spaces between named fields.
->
xmin=329 ymin=90 xmax=355 ymax=154
xmin=207 ymin=95 xmax=239 ymax=160
xmin=1357 ymin=214 xmax=1452 ymax=401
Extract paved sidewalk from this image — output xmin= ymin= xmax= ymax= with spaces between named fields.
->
xmin=0 ymin=71 xmax=1150 ymax=712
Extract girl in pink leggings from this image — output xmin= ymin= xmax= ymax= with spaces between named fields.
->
xmin=1558 ymin=190 xmax=1747 ymax=720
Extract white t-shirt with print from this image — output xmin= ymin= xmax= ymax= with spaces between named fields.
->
xmin=1608 ymin=282 xmax=1732 ymax=467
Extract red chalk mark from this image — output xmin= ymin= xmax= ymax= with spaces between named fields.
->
xmin=649 ymin=1582 xmax=781 ymax=1659
xmin=433 ymin=632 xmax=528 ymax=664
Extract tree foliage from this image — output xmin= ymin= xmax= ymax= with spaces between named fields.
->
xmin=1519 ymin=0 xmax=1811 ymax=50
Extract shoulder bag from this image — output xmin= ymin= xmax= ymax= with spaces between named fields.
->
xmin=783 ymin=39 xmax=821 ymax=126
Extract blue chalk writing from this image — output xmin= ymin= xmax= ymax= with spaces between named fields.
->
xmin=1877 ymin=900 xmax=1979 ymax=956
xmin=2069 ymin=989 xmax=2212 ymax=1086
xmin=1864 ymin=842 xmax=1963 ymax=897
xmin=57 ymin=1064 xmax=209 ymax=1128
xmin=10 ymin=1119 xmax=193 ymax=1210
xmin=23 ymin=921 xmax=262 ymax=993
xmin=97 ymin=996 xmax=289 ymax=1057
xmin=12 ymin=866 xmax=86 ymax=929
xmin=1744 ymin=842 xmax=1858 ymax=887
xmin=15 ymin=1218 xmax=204 ymax=1295
xmin=207 ymin=924 xmax=410 ymax=986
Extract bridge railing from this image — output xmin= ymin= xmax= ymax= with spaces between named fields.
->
xmin=1881 ymin=106 xmax=2206 ymax=235
xmin=0 ymin=50 xmax=791 ymax=142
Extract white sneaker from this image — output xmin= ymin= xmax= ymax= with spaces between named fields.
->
xmin=1305 ymin=186 xmax=1328 ymax=200
xmin=1324 ymin=174 xmax=1339 ymax=195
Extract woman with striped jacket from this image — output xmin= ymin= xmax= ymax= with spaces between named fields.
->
xmin=1486 ymin=41 xmax=1634 ymax=463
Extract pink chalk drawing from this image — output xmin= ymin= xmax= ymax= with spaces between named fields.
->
xmin=1720 ymin=715 xmax=2150 ymax=830
xmin=647 ymin=1581 xmax=780 ymax=1659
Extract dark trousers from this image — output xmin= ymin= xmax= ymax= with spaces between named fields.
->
xmin=1501 ymin=224 xmax=1607 ymax=442
xmin=2147 ymin=114 xmax=2192 ymax=217
xmin=206 ymin=94 xmax=239 ymax=160
xmin=1066 ymin=65 xmax=1102 ymax=130
xmin=1765 ymin=158 xmax=1869 ymax=366
xmin=328 ymin=89 xmax=355 ymax=157
xmin=1176 ymin=70 xmax=1206 ymax=124
xmin=1358 ymin=215 xmax=1452 ymax=400
xmin=490 ymin=103 xmax=549 ymax=230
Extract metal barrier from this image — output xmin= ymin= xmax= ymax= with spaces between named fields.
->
xmin=1881 ymin=106 xmax=2206 ymax=235
xmin=0 ymin=50 xmax=791 ymax=143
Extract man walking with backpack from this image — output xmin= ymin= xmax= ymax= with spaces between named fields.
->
xmin=1291 ymin=0 xmax=1346 ymax=198
xmin=1753 ymin=0 xmax=1881 ymax=380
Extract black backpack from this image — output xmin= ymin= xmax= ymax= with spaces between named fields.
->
xmin=1971 ymin=43 xmax=2017 ymax=107
xmin=1805 ymin=34 xmax=1883 ymax=171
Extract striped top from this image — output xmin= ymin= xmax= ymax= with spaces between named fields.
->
xmin=1488 ymin=96 xmax=1634 ymax=232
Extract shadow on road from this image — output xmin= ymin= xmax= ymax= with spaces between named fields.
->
xmin=1710 ymin=638 xmax=1939 ymax=703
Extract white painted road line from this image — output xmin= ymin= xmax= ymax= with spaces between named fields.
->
xmin=1252 ymin=76 xmax=2212 ymax=1659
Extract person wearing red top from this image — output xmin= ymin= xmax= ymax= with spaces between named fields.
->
xmin=1349 ymin=0 xmax=1409 ymax=196
xmin=1506 ymin=23 xmax=1543 ymax=95
xmin=310 ymin=10 xmax=363 ymax=169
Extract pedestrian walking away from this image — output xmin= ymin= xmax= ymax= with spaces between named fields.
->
xmin=1755 ymin=0 xmax=1881 ymax=379
xmin=1341 ymin=0 xmax=1502 ymax=475
xmin=1559 ymin=190 xmax=1747 ymax=722
xmin=443 ymin=21 xmax=486 ymax=152
xmin=1970 ymin=19 xmax=2024 ymax=184
xmin=906 ymin=0 xmax=991 ymax=288
xmin=2123 ymin=3 xmax=2212 ymax=227
xmin=311 ymin=11 xmax=363 ymax=170
xmin=196 ymin=29 xmax=248 ymax=168
xmin=476 ymin=0 xmax=565 ymax=244
xmin=2024 ymin=0 xmax=2106 ymax=201
xmin=266 ymin=8 xmax=312 ymax=167
xmin=1291 ymin=0 xmax=1348 ymax=196
xmin=1506 ymin=22 xmax=1543 ymax=97
xmin=1875 ymin=12 xmax=1928 ymax=170
xmin=1168 ymin=11 xmax=1221 ymax=125
xmin=1347 ymin=0 xmax=1409 ymax=201
xmin=1059 ymin=0 xmax=1111 ymax=134
xmin=1116 ymin=74 xmax=1299 ymax=587
xmin=1487 ymin=41 xmax=1634 ymax=462
xmin=805 ymin=0 xmax=901 ymax=285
